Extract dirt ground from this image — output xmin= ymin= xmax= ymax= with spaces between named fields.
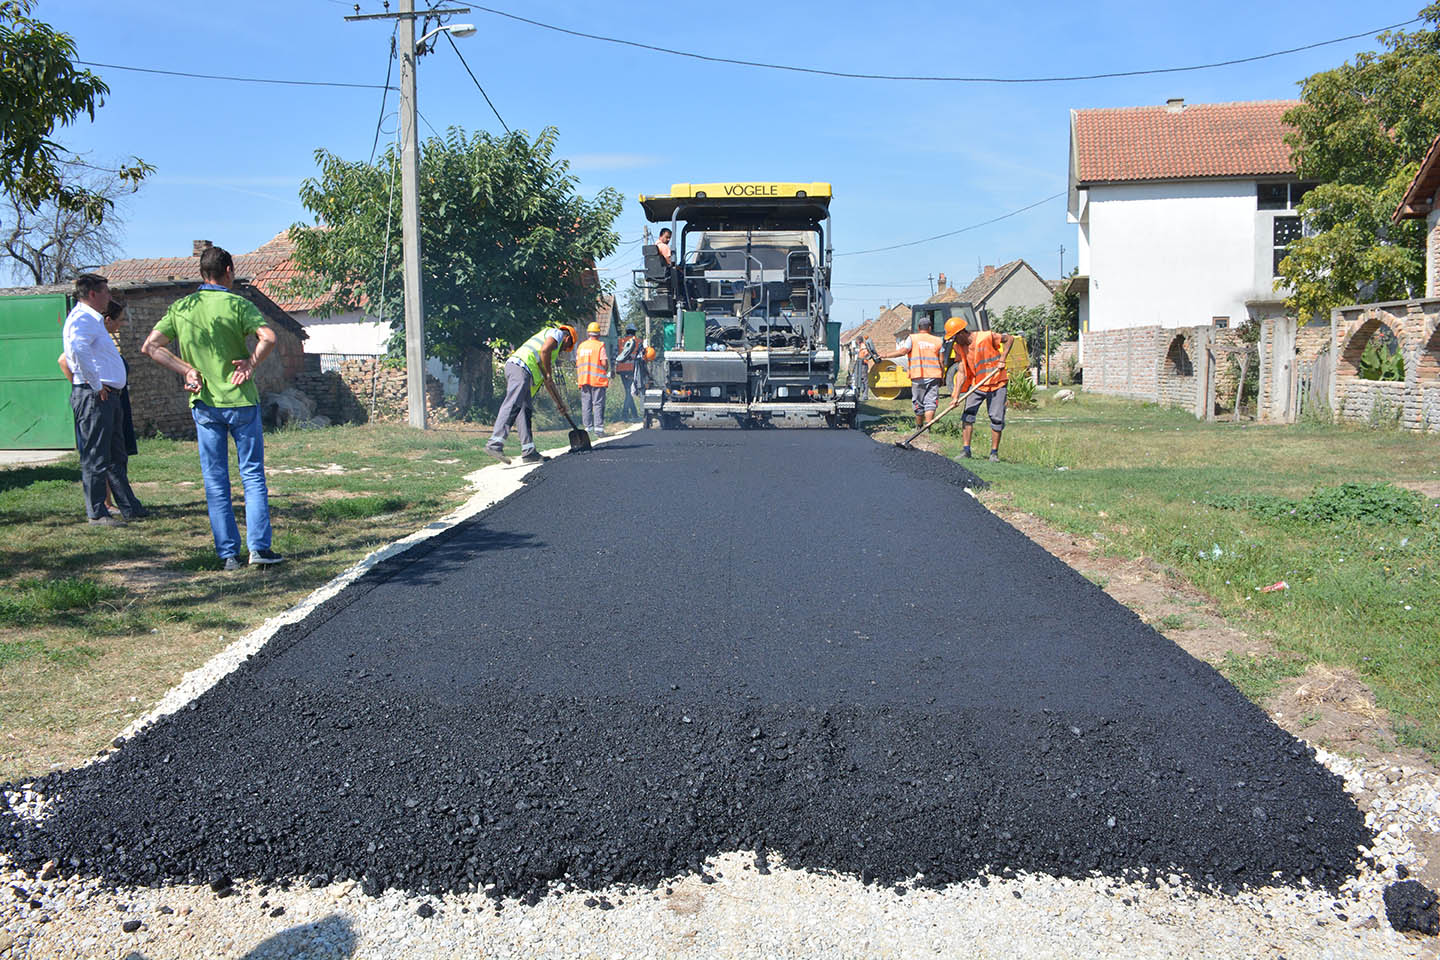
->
xmin=985 ymin=497 xmax=1440 ymax=896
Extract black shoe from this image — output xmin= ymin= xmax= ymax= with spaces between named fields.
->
xmin=87 ymin=515 xmax=125 ymax=527
xmin=519 ymin=450 xmax=544 ymax=464
xmin=222 ymin=557 xmax=242 ymax=572
xmin=484 ymin=442 xmax=511 ymax=465
xmin=960 ymin=448 xmax=972 ymax=459
xmin=248 ymin=549 xmax=287 ymax=566
xmin=122 ymin=506 xmax=150 ymax=520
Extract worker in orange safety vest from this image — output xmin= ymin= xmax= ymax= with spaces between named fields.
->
xmin=614 ymin=324 xmax=641 ymax=422
xmin=880 ymin=315 xmax=945 ymax=430
xmin=945 ymin=317 xmax=1014 ymax=462
xmin=576 ymin=321 xmax=611 ymax=436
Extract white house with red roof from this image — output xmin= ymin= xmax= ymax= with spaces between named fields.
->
xmin=1066 ymin=98 xmax=1311 ymax=343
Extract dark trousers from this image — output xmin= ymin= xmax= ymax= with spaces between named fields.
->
xmin=71 ymin=385 xmax=143 ymax=519
xmin=618 ymin=372 xmax=638 ymax=420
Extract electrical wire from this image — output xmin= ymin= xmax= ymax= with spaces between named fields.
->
xmin=469 ymin=7 xmax=1420 ymax=84
xmin=75 ymin=59 xmax=395 ymax=90
xmin=836 ymin=193 xmax=1065 ymax=257
xmin=369 ymin=28 xmax=399 ymax=164
xmin=443 ymin=30 xmax=510 ymax=133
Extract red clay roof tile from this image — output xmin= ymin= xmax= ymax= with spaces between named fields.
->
xmin=1074 ymin=100 xmax=1298 ymax=184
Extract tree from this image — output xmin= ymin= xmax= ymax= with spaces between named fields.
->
xmin=1278 ymin=7 xmax=1440 ymax=321
xmin=0 ymin=1 xmax=149 ymax=222
xmin=289 ymin=126 xmax=623 ymax=412
xmin=991 ymin=304 xmax=1051 ymax=362
xmin=3 ymin=159 xmax=136 ymax=284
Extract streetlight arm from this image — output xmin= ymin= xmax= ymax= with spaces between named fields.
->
xmin=418 ymin=23 xmax=476 ymax=46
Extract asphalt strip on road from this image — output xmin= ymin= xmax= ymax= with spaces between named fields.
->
xmin=2 ymin=429 xmax=1375 ymax=906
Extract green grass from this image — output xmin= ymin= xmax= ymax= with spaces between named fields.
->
xmin=0 ymin=420 xmax=575 ymax=781
xmin=863 ymin=392 xmax=1440 ymax=757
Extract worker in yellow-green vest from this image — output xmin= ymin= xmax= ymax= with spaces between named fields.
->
xmin=575 ymin=321 xmax=611 ymax=437
xmin=486 ymin=323 xmax=578 ymax=465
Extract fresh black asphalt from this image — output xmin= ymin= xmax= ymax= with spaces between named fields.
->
xmin=3 ymin=430 xmax=1371 ymax=901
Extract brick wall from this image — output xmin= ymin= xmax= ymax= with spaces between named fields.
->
xmin=1331 ymin=297 xmax=1440 ymax=432
xmin=331 ymin=356 xmax=444 ymax=423
xmin=1078 ymin=326 xmax=1165 ymax=401
xmin=1428 ymin=211 xmax=1439 ymax=298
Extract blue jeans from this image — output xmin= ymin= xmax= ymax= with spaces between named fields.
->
xmin=192 ymin=402 xmax=271 ymax=560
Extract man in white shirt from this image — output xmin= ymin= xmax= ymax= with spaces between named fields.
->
xmin=63 ymin=273 xmax=145 ymax=526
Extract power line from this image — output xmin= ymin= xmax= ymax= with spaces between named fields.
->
xmin=469 ymin=7 xmax=1420 ymax=84
xmin=444 ymin=30 xmax=510 ymax=133
xmin=833 ymin=280 xmax=932 ymax=287
xmin=837 ymin=193 xmax=1065 ymax=257
xmin=370 ymin=29 xmax=399 ymax=163
xmin=75 ymin=59 xmax=395 ymax=90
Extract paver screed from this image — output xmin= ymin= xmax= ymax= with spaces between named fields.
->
xmin=2 ymin=430 xmax=1369 ymax=902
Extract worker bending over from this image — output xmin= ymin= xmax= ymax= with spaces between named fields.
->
xmin=576 ymin=321 xmax=611 ymax=436
xmin=946 ymin=318 xmax=1014 ymax=461
xmin=486 ymin=323 xmax=577 ymax=465
xmin=881 ymin=316 xmax=944 ymax=430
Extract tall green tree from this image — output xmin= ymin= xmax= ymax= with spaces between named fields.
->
xmin=0 ymin=1 xmax=149 ymax=222
xmin=289 ymin=126 xmax=623 ymax=411
xmin=1279 ymin=6 xmax=1440 ymax=321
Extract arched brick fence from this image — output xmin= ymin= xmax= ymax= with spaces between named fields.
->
xmin=1331 ymin=298 xmax=1440 ymax=432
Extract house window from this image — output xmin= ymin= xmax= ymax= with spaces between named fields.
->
xmin=1257 ymin=182 xmax=1316 ymax=210
xmin=1274 ymin=216 xmax=1302 ymax=275
xmin=1213 ymin=316 xmax=1229 ymax=329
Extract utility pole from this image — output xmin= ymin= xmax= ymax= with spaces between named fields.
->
xmin=1059 ymin=243 xmax=1066 ymax=280
xmin=396 ymin=0 xmax=426 ymax=428
xmin=927 ymin=273 xmax=935 ymax=294
xmin=346 ymin=3 xmax=471 ymax=429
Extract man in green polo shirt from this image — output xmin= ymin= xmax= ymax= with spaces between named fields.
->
xmin=142 ymin=246 xmax=285 ymax=571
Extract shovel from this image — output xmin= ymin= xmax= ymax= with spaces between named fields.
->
xmin=894 ymin=368 xmax=1003 ymax=449
xmin=544 ymin=377 xmax=592 ymax=453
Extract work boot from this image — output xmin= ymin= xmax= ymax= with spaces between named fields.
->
xmin=519 ymin=450 xmax=544 ymax=464
xmin=960 ymin=446 xmax=972 ymax=459
xmin=484 ymin=441 xmax=510 ymax=465
xmin=988 ymin=450 xmax=1000 ymax=463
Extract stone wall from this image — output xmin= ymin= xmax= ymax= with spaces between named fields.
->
xmin=1332 ymin=297 xmax=1440 ymax=432
xmin=114 ymin=283 xmax=308 ymax=439
xmin=330 ymin=356 xmax=445 ymax=423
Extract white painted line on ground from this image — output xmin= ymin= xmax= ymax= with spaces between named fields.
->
xmin=115 ymin=425 xmax=643 ymax=746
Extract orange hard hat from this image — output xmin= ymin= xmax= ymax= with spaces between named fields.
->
xmin=944 ymin=316 xmax=968 ymax=338
xmin=558 ymin=324 xmax=578 ymax=351
xmin=643 ymin=346 xmax=656 ymax=361
xmin=586 ymin=321 xmax=600 ymax=335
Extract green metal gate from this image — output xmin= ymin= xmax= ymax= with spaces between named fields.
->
xmin=0 ymin=293 xmax=73 ymax=448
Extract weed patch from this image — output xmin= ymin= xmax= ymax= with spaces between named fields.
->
xmin=1205 ymin=482 xmax=1430 ymax=525
xmin=0 ymin=578 xmax=124 ymax=626
xmin=312 ymin=495 xmax=409 ymax=521
xmin=1223 ymin=653 xmax=1307 ymax=702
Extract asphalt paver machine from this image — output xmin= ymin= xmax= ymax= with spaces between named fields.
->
xmin=634 ymin=182 xmax=855 ymax=428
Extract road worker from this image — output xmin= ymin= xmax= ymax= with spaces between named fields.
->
xmin=945 ymin=317 xmax=1015 ymax=462
xmin=881 ymin=316 xmax=944 ymax=430
xmin=486 ymin=323 xmax=577 ymax=465
xmin=614 ymin=324 xmax=641 ymax=421
xmin=850 ymin=337 xmax=872 ymax=401
xmin=576 ymin=321 xmax=611 ymax=437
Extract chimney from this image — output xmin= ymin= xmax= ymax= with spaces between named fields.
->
xmin=937 ymin=272 xmax=947 ymax=290
xmin=192 ymin=240 xmax=212 ymax=256
xmin=983 ymin=264 xmax=996 ymax=278
xmin=1165 ymin=97 xmax=1185 ymax=113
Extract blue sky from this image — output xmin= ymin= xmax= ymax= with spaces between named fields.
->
xmin=44 ymin=0 xmax=1422 ymax=329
